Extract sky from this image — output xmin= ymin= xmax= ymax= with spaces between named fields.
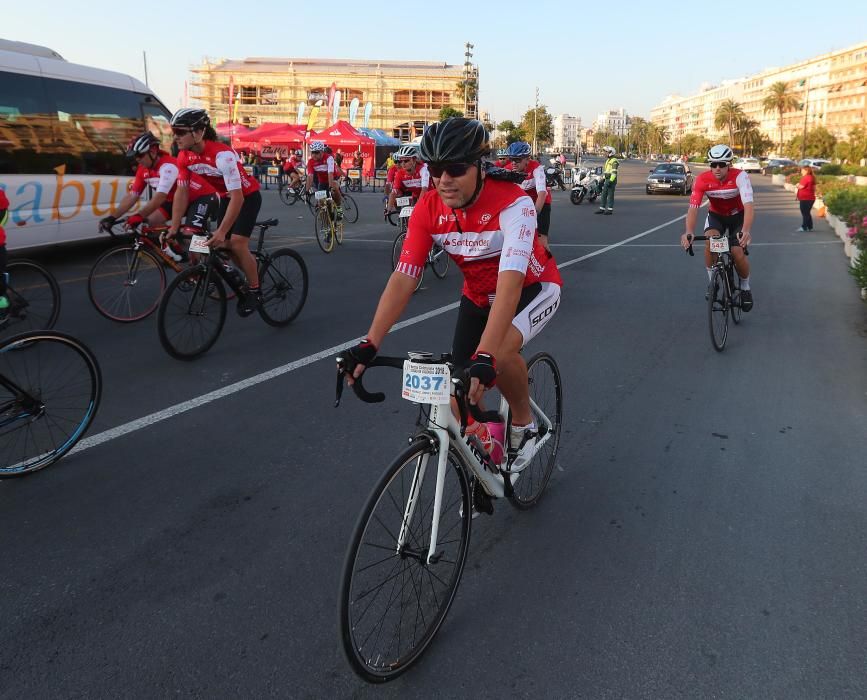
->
xmin=6 ymin=0 xmax=867 ymax=126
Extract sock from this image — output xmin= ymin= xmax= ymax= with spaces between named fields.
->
xmin=706 ymin=267 xmax=714 ymax=282
xmin=740 ymin=277 xmax=750 ymax=291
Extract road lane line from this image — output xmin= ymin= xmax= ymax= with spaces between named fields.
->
xmin=69 ymin=212 xmax=687 ymax=455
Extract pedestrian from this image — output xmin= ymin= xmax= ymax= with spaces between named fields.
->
xmin=796 ymin=165 xmax=816 ymax=232
xmin=558 ymin=152 xmax=566 ymax=168
xmin=596 ymin=146 xmax=619 ymax=215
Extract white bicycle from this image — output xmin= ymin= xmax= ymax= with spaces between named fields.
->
xmin=334 ymin=349 xmax=562 ymax=682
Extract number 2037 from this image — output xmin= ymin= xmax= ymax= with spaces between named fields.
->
xmin=404 ymin=374 xmax=444 ymax=391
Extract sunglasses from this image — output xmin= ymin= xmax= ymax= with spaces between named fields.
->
xmin=398 ymin=158 xmax=414 ymax=164
xmin=509 ymin=156 xmax=528 ymax=162
xmin=709 ymin=162 xmax=729 ymax=169
xmin=172 ymin=128 xmax=193 ymax=137
xmin=427 ymin=162 xmax=474 ymax=178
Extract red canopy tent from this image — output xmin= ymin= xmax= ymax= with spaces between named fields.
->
xmin=309 ymin=120 xmax=376 ymax=176
xmin=233 ymin=123 xmax=305 ymax=158
xmin=215 ymin=121 xmax=252 ymax=139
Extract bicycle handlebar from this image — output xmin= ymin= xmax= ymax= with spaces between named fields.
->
xmin=685 ymin=234 xmax=749 ymax=257
xmin=385 ymin=210 xmax=399 ymax=226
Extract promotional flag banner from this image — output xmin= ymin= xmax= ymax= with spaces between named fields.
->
xmin=232 ymin=90 xmax=241 ymax=123
xmin=297 ymin=102 xmax=306 ymax=125
xmin=331 ymin=91 xmax=342 ymax=124
xmin=363 ymin=101 xmax=373 ymax=128
xmin=307 ymin=100 xmax=323 ymax=131
xmin=348 ymin=98 xmax=360 ymax=126
xmin=228 ymin=76 xmax=234 ymax=122
xmin=327 ymin=82 xmax=337 ymax=110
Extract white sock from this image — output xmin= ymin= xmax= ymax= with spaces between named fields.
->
xmin=706 ymin=267 xmax=714 ymax=282
xmin=740 ymin=277 xmax=750 ymax=291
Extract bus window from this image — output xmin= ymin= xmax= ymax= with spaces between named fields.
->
xmin=142 ymin=100 xmax=173 ymax=152
xmin=0 ymin=72 xmax=58 ymax=174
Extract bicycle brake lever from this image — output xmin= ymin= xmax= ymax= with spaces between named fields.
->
xmin=453 ymin=379 xmax=468 ymax=437
xmin=687 ymin=245 xmax=694 ymax=257
xmin=334 ymin=365 xmax=346 ymax=408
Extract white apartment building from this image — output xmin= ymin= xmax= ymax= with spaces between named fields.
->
xmin=552 ymin=114 xmax=582 ymax=151
xmin=594 ymin=108 xmax=630 ymax=138
xmin=650 ymin=41 xmax=867 ymax=147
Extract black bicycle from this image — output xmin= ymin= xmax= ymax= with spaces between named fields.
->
xmin=387 ymin=197 xmax=449 ymax=291
xmin=0 ymin=330 xmax=102 ymax=477
xmin=0 ymin=259 xmax=61 ymax=339
xmin=687 ymin=234 xmax=746 ymax=351
xmin=156 ymin=219 xmax=309 ymax=360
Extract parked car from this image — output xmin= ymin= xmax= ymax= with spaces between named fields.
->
xmin=646 ymin=163 xmax=693 ymax=195
xmin=761 ymin=158 xmax=798 ymax=175
xmin=798 ymin=158 xmax=832 ymax=170
xmin=734 ymin=157 xmax=762 ymax=173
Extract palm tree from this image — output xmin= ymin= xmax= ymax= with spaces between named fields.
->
xmin=734 ymin=117 xmax=761 ymax=155
xmin=647 ymin=123 xmax=669 ymax=154
xmin=714 ymin=100 xmax=746 ymax=150
xmin=762 ymin=81 xmax=800 ymax=156
xmin=629 ymin=118 xmax=649 ymax=158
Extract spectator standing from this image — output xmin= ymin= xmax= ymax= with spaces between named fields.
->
xmin=796 ymin=165 xmax=816 ymax=232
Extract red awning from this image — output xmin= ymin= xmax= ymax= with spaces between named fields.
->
xmin=308 ymin=120 xmax=375 ymax=148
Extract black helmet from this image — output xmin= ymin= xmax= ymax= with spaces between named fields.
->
xmin=419 ymin=118 xmax=490 ymax=164
xmin=170 ymin=108 xmax=210 ymax=130
xmin=126 ymin=131 xmax=160 ymax=157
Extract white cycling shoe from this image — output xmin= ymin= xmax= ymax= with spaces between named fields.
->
xmin=506 ymin=423 xmax=538 ymax=473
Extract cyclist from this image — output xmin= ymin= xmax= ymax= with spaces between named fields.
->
xmin=384 ymin=152 xmax=399 ymax=198
xmin=99 ymin=132 xmax=218 ymax=261
xmin=0 ymin=188 xmax=8 ymax=321
xmin=680 ymin=144 xmax=754 ymax=311
xmin=504 ymin=141 xmax=552 ymax=250
xmin=307 ymin=141 xmax=344 ymax=219
xmin=386 ymin=144 xmax=430 ymax=213
xmin=494 ymin=148 xmax=509 ymax=168
xmin=283 ymin=149 xmax=304 ymax=190
xmin=342 ymin=118 xmax=562 ymax=472
xmin=169 ymin=108 xmax=263 ymax=315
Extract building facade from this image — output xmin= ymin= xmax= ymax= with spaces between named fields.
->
xmin=593 ymin=109 xmax=630 ymax=138
xmin=649 ymin=41 xmax=867 ymax=149
xmin=552 ymin=114 xmax=582 ymax=152
xmin=190 ymin=56 xmax=478 ymax=141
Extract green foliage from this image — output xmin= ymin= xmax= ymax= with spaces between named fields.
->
xmin=497 ymin=119 xmax=525 ymax=145
xmin=785 ymin=126 xmax=837 ymax=159
xmin=762 ymin=81 xmax=801 ymax=153
xmin=714 ymin=100 xmax=745 ymax=146
xmin=438 ymin=107 xmax=464 ymax=121
xmin=836 ymin=126 xmax=867 ymax=163
xmin=850 ymin=245 xmax=867 ymax=289
xmin=819 ymin=163 xmax=843 ymax=175
xmin=823 ymin=186 xmax=867 ymax=249
xmin=520 ymin=106 xmax=553 ymax=148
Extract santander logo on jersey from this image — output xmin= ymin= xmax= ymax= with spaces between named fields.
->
xmin=479 ymin=213 xmax=492 ymax=224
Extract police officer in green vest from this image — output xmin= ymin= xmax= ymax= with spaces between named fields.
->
xmin=596 ymin=146 xmax=619 ymax=215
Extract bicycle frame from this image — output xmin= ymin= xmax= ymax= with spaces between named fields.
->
xmin=0 ymin=373 xmax=41 ymax=431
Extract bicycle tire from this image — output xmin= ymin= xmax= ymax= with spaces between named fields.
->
xmin=708 ymin=268 xmax=728 ymax=352
xmin=429 ymin=244 xmax=450 ymax=279
xmin=339 ymin=437 xmax=472 ymax=683
xmin=728 ymin=268 xmax=743 ymax=325
xmin=88 ymin=244 xmax=166 ymax=322
xmin=508 ymin=352 xmax=562 ymax=509
xmin=157 ymin=265 xmax=227 ymax=360
xmin=0 ymin=330 xmax=102 ymax=477
xmin=257 ymin=248 xmax=309 ymax=326
xmin=2 ymin=260 xmax=61 ymax=337
xmin=314 ymin=207 xmax=335 ymax=253
xmin=341 ymin=193 xmax=359 ymax=223
xmin=306 ymin=193 xmax=317 ymax=216
xmin=390 ymin=233 xmax=422 ymax=291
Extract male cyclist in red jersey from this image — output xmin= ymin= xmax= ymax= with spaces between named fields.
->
xmin=504 ymin=141 xmax=552 ymax=250
xmin=384 ymin=153 xmax=399 ymax=198
xmin=386 ymin=144 xmax=430 ymax=213
xmin=169 ymin=108 xmax=263 ymax=315
xmin=99 ymin=132 xmax=219 ymax=261
xmin=283 ymin=149 xmax=304 ymax=190
xmin=680 ymin=144 xmax=755 ymax=311
xmin=342 ymin=118 xmax=562 ymax=473
xmin=307 ymin=142 xmax=344 ymax=218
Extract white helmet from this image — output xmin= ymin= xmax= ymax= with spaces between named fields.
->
xmin=310 ymin=141 xmax=326 ymax=153
xmin=395 ymin=144 xmax=419 ymax=159
xmin=603 ymin=146 xmax=616 ymax=156
xmin=707 ymin=144 xmax=734 ymax=163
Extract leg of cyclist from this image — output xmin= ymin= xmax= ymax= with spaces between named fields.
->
xmin=329 ymin=174 xmax=343 ymax=217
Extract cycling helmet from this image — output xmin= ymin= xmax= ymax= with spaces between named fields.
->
xmin=126 ymin=132 xmax=160 ymax=157
xmin=496 ymin=148 xmax=507 ymax=159
xmin=707 ymin=144 xmax=734 ymax=163
xmin=418 ymin=118 xmax=490 ymax=164
xmin=395 ymin=144 xmax=419 ymax=160
xmin=506 ymin=141 xmax=531 ymax=158
xmin=294 ymin=149 xmax=302 ymax=157
xmin=170 ymin=108 xmax=210 ymax=130
xmin=310 ymin=141 xmax=326 ymax=153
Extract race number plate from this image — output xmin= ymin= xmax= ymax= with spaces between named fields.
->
xmin=189 ymin=235 xmax=210 ymax=254
xmin=396 ymin=196 xmax=412 ymax=208
xmin=399 ymin=206 xmax=414 ymax=219
xmin=709 ymin=236 xmax=730 ymax=253
xmin=401 ymin=361 xmax=451 ymax=404
xmin=314 ymin=189 xmax=328 ymax=201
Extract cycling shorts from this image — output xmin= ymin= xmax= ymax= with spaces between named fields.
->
xmin=704 ymin=211 xmax=745 ymax=246
xmin=185 ymin=193 xmax=219 ymax=232
xmin=219 ymin=190 xmax=262 ymax=238
xmin=451 ymin=281 xmax=561 ymax=368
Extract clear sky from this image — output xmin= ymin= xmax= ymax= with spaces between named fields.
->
xmin=6 ymin=0 xmax=867 ymax=125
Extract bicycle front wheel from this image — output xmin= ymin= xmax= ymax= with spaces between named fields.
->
xmin=257 ymin=248 xmax=308 ymax=326
xmin=429 ymin=244 xmax=450 ymax=279
xmin=279 ymin=185 xmax=298 ymax=206
xmin=314 ymin=207 xmax=335 ymax=253
xmin=508 ymin=352 xmax=562 ymax=509
xmin=390 ymin=233 xmax=422 ymax=291
xmin=708 ymin=268 xmax=729 ymax=352
xmin=729 ymin=269 xmax=743 ymax=326
xmin=0 ymin=330 xmax=101 ymax=477
xmin=88 ymin=244 xmax=166 ymax=322
xmin=157 ymin=266 xmax=227 ymax=360
xmin=339 ymin=437 xmax=472 ymax=683
xmin=2 ymin=260 xmax=61 ymax=336
xmin=341 ymin=193 xmax=359 ymax=223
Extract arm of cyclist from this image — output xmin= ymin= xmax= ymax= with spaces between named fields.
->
xmin=100 ymin=191 xmax=140 ymax=229
xmin=681 ymin=206 xmax=699 ymax=250
xmin=532 ymin=164 xmax=548 ymax=213
xmin=738 ymin=202 xmax=754 ymax=247
xmin=168 ymin=184 xmax=189 ymax=237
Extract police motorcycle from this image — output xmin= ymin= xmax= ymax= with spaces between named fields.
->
xmin=570 ymin=166 xmax=604 ymax=204
xmin=545 ymin=162 xmax=567 ymax=190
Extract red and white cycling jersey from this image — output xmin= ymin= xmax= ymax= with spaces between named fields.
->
xmin=386 ymin=164 xmax=399 ymax=185
xmin=130 ymin=153 xmax=217 ymax=203
xmin=689 ymin=168 xmax=754 ymax=216
xmin=392 ymin=163 xmax=430 ymax=200
xmin=397 ymin=179 xmax=562 ymax=307
xmin=176 ymin=141 xmax=259 ymax=197
xmin=505 ymin=159 xmax=551 ymax=205
xmin=0 ymin=188 xmax=9 ymax=246
xmin=283 ymin=155 xmax=302 ymax=173
xmin=307 ymin=155 xmax=335 ymax=186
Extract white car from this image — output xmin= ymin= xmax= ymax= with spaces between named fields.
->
xmin=799 ymin=158 xmax=832 ymax=170
xmin=734 ymin=157 xmax=762 ymax=173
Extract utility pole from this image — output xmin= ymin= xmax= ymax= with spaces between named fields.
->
xmin=142 ymin=50 xmax=149 ymax=87
xmin=463 ymin=42 xmax=474 ymax=116
xmin=533 ymin=87 xmax=539 ymax=156
xmin=800 ymin=76 xmax=810 ymax=162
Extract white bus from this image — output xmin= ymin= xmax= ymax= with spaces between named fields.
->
xmin=0 ymin=39 xmax=174 ymax=251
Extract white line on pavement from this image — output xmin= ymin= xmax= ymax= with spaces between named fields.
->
xmin=69 ymin=212 xmax=687 ymax=455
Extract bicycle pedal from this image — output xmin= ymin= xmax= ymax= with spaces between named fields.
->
xmin=472 ymin=485 xmax=495 ymax=515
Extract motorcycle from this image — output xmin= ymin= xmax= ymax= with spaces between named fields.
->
xmin=545 ymin=163 xmax=566 ymax=191
xmin=570 ymin=167 xmax=604 ymax=204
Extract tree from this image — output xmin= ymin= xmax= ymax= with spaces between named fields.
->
xmin=785 ymin=127 xmax=838 ymax=159
xmin=497 ymin=119 xmax=525 ymax=145
xmin=734 ymin=117 xmax=765 ymax=156
xmin=628 ymin=117 xmax=649 ymax=157
xmin=519 ymin=106 xmax=553 ymax=151
xmin=680 ymin=133 xmax=713 ymax=159
xmin=714 ymin=99 xmax=746 ymax=150
xmin=438 ymin=106 xmax=464 ymax=121
xmin=837 ymin=126 xmax=867 ymax=163
xmin=647 ymin=123 xmax=670 ymax=154
xmin=762 ymin=81 xmax=800 ymax=155
xmin=454 ymin=76 xmax=478 ymax=111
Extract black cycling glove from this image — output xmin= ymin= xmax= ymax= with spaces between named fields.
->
xmin=348 ymin=338 xmax=378 ymax=367
xmin=99 ymin=215 xmax=117 ymax=230
xmin=467 ymin=352 xmax=497 ymax=388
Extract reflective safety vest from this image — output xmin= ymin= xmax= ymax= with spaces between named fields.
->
xmin=604 ymin=157 xmax=619 ymax=183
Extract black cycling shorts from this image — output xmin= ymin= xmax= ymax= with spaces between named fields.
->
xmin=184 ymin=193 xmax=219 ymax=232
xmin=537 ymin=202 xmax=551 ymax=237
xmin=218 ymin=190 xmax=262 ymax=238
xmin=704 ymin=211 xmax=745 ymax=246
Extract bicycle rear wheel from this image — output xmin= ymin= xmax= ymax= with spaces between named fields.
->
xmin=339 ymin=437 xmax=471 ymax=683
xmin=279 ymin=185 xmax=299 ymax=206
xmin=341 ymin=193 xmax=359 ymax=223
xmin=508 ymin=352 xmax=562 ymax=510
xmin=157 ymin=265 xmax=227 ymax=360
xmin=708 ymin=268 xmax=729 ymax=352
xmin=2 ymin=260 xmax=61 ymax=337
xmin=315 ymin=208 xmax=335 ymax=253
xmin=728 ymin=268 xmax=743 ymax=325
xmin=0 ymin=330 xmax=102 ymax=477
xmin=88 ymin=244 xmax=166 ymax=322
xmin=429 ymin=244 xmax=450 ymax=279
xmin=257 ymin=248 xmax=308 ymax=326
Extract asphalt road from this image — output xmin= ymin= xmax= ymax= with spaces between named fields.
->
xmin=1 ymin=161 xmax=865 ymax=698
